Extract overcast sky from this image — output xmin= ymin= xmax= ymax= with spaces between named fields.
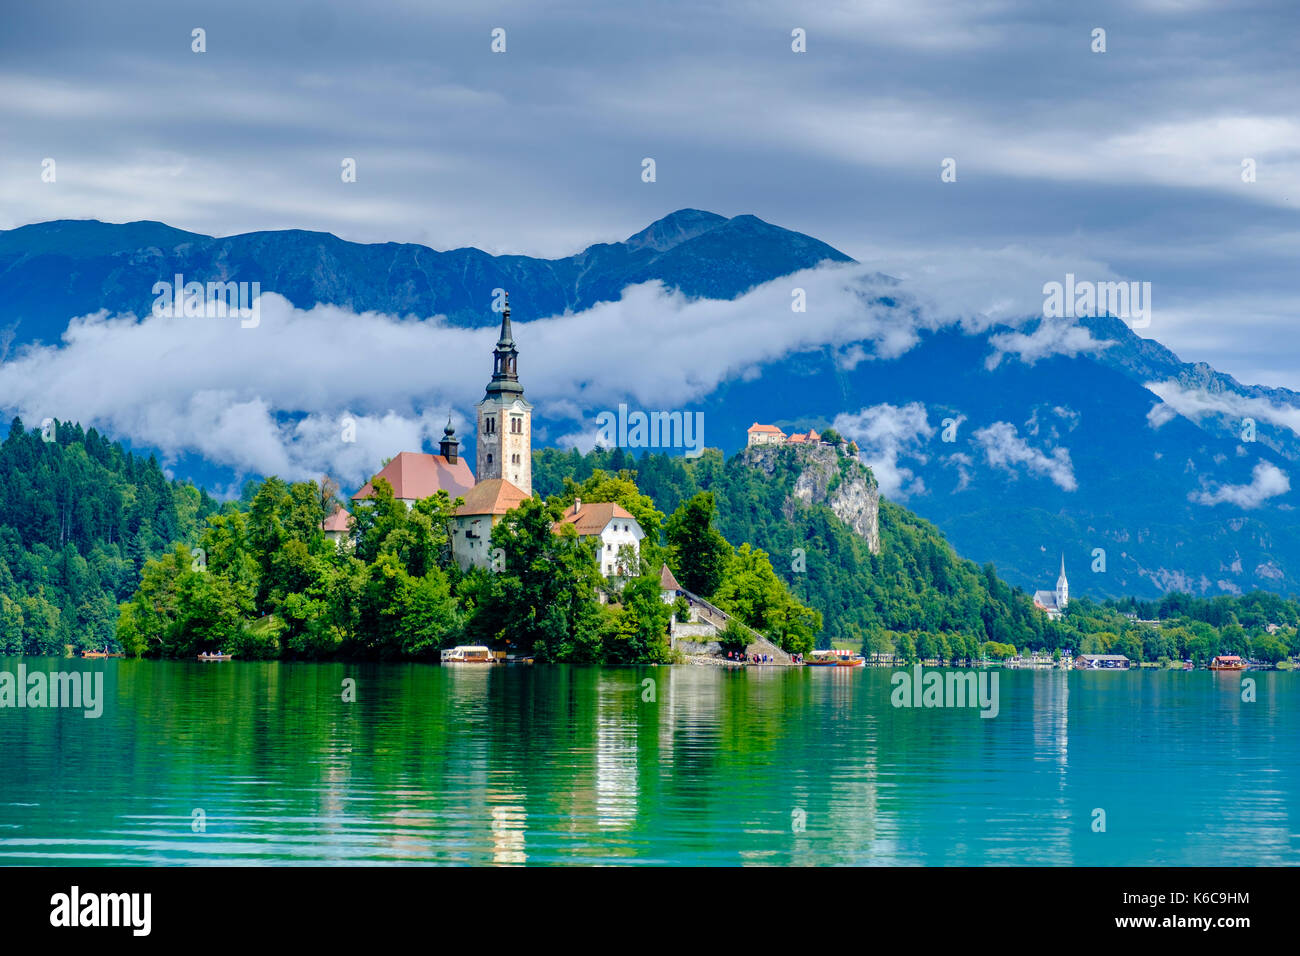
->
xmin=1 ymin=0 xmax=1297 ymax=392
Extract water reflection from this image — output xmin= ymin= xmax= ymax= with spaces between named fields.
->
xmin=0 ymin=659 xmax=1295 ymax=865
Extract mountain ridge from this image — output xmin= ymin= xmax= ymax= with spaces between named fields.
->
xmin=2 ymin=210 xmax=1297 ymax=600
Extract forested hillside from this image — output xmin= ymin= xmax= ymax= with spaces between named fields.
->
xmin=0 ymin=419 xmax=218 ymax=653
xmin=533 ymin=445 xmax=1052 ymax=655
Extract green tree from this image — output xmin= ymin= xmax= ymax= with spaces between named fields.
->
xmin=665 ymin=491 xmax=732 ymax=598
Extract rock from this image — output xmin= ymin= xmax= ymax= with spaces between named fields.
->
xmin=743 ymin=442 xmax=880 ymax=553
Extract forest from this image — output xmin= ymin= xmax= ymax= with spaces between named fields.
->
xmin=0 ymin=418 xmax=217 ymax=654
xmin=4 ymin=420 xmax=1297 ymax=666
xmin=115 ymin=463 xmax=820 ymax=663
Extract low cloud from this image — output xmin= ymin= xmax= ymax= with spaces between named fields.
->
xmin=986 ymin=320 xmax=1115 ymax=369
xmin=972 ymin=421 xmax=1077 ymax=491
xmin=1145 ymin=380 xmax=1300 ymax=435
xmin=833 ymin=402 xmax=935 ymax=498
xmin=0 ymin=266 xmax=953 ymax=487
xmin=1189 ymin=461 xmax=1290 ymax=508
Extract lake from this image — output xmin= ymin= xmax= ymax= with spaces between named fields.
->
xmin=1 ymin=658 xmax=1295 ymax=865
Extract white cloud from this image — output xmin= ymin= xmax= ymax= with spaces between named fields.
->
xmin=986 ymin=320 xmax=1115 ymax=369
xmin=1189 ymin=461 xmax=1290 ymax=508
xmin=972 ymin=421 xmax=1077 ymax=491
xmin=0 ymin=266 xmax=946 ymax=487
xmin=1145 ymin=380 xmax=1300 ymax=435
xmin=832 ymin=402 xmax=935 ymax=498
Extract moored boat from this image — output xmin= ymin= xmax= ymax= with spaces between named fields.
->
xmin=804 ymin=650 xmax=840 ymax=667
xmin=440 ymin=645 xmax=497 ymax=664
xmin=1209 ymin=655 xmax=1247 ymax=671
xmin=835 ymin=654 xmax=866 ymax=667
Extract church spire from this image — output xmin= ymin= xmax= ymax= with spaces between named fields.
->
xmin=1056 ymin=553 xmax=1069 ymax=609
xmin=496 ymin=292 xmax=515 ymax=349
xmin=485 ymin=292 xmax=523 ymax=399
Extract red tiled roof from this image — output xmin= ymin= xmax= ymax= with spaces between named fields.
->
xmin=353 ymin=451 xmax=475 ymax=502
xmin=658 ymin=563 xmax=681 ymax=591
xmin=748 ymin=422 xmax=785 ymax=434
xmin=456 ymin=478 xmax=529 ymax=517
xmin=554 ymin=501 xmax=637 ymax=536
xmin=322 ymin=505 xmax=351 ymax=533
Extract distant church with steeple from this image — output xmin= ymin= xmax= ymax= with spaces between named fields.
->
xmin=1033 ymin=555 xmax=1069 ymax=618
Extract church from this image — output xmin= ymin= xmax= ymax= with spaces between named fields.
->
xmin=1032 ymin=556 xmax=1069 ymax=619
xmin=345 ymin=294 xmax=643 ymax=575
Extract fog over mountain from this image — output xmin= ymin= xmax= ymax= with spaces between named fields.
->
xmin=2 ymin=209 xmax=1297 ymax=599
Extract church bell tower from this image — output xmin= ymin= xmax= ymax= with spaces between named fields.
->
xmin=476 ymin=293 xmax=532 ymax=494
xmin=1056 ymin=554 xmax=1069 ymax=611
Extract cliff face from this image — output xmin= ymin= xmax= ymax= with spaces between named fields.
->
xmin=742 ymin=443 xmax=880 ymax=553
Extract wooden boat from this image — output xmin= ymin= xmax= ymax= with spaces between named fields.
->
xmin=836 ymin=655 xmax=866 ymax=667
xmin=440 ymin=645 xmax=496 ymax=664
xmin=197 ymin=652 xmax=233 ymax=661
xmin=804 ymin=651 xmax=840 ymax=667
xmin=1209 ymin=655 xmax=1247 ymax=671
xmin=81 ymin=650 xmax=108 ymax=659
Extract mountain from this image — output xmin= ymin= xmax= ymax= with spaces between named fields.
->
xmin=0 ymin=209 xmax=850 ymax=349
xmin=2 ymin=210 xmax=1297 ymax=600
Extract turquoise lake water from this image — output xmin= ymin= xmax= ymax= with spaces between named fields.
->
xmin=0 ymin=658 xmax=1295 ymax=865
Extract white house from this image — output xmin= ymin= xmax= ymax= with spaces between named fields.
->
xmin=451 ymin=477 xmax=530 ymax=570
xmin=553 ymin=498 xmax=644 ymax=577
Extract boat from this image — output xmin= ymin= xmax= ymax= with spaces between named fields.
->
xmin=1209 ymin=655 xmax=1247 ymax=671
xmin=197 ymin=652 xmax=233 ymax=661
xmin=805 ymin=649 xmax=864 ymax=667
xmin=80 ymin=650 xmax=108 ymax=659
xmin=440 ymin=645 xmax=496 ymax=664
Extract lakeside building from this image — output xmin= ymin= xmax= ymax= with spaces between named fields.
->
xmin=1075 ymin=653 xmax=1130 ymax=669
xmin=1033 ymin=555 xmax=1069 ymax=619
xmin=349 ymin=295 xmax=644 ymax=577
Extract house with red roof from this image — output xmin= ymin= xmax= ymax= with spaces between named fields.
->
xmin=451 ymin=477 xmax=531 ymax=569
xmin=786 ymin=428 xmax=821 ymax=444
xmin=746 ymin=422 xmax=786 ymax=447
xmin=553 ymin=498 xmax=644 ymax=577
xmin=322 ymin=505 xmax=352 ymax=544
